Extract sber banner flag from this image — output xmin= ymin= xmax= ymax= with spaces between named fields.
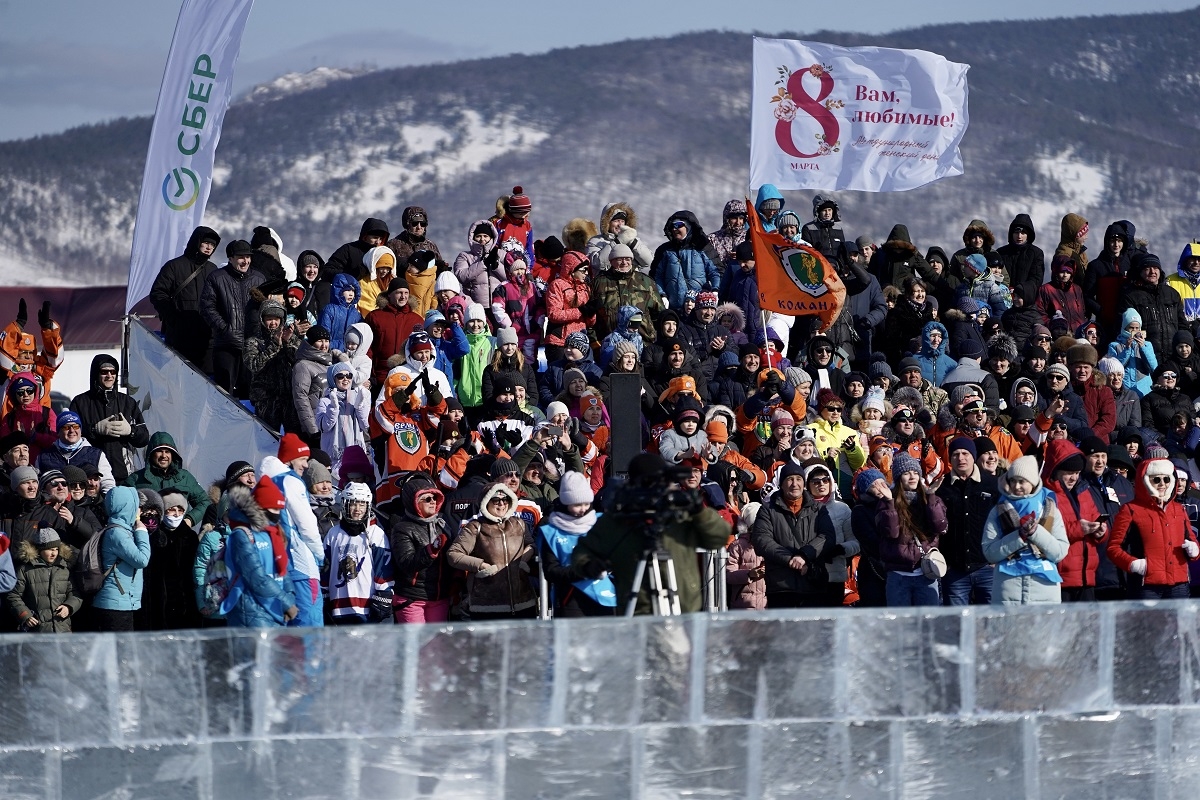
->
xmin=747 ymin=197 xmax=845 ymax=332
xmin=750 ymin=37 xmax=969 ymax=192
xmin=125 ymin=0 xmax=255 ymax=313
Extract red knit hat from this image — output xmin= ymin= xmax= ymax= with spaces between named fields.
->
xmin=816 ymin=388 xmax=841 ymax=409
xmin=506 ymin=185 xmax=532 ymax=212
xmin=253 ymin=475 xmax=286 ymax=510
xmin=278 ymin=432 xmax=310 ymax=464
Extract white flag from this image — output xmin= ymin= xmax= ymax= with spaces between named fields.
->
xmin=750 ymin=37 xmax=969 ymax=193
xmin=125 ymin=0 xmax=255 ymax=312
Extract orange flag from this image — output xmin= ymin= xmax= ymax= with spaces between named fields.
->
xmin=747 ymin=196 xmax=846 ymax=333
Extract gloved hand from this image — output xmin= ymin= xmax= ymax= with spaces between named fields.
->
xmin=518 ymin=560 xmax=531 ymax=574
xmin=578 ymin=557 xmax=609 ymax=580
xmin=424 ymin=531 xmax=449 ymax=557
xmin=391 ymin=385 xmax=413 ymax=408
xmin=578 ymin=299 xmax=598 ymax=317
xmin=738 ymin=469 xmax=755 ymax=486
xmin=570 ymin=432 xmax=590 ymax=452
xmin=96 ymin=414 xmax=132 ymax=438
xmin=369 ymin=592 xmax=393 ymax=621
xmin=1184 ymin=540 xmax=1199 ymax=559
xmin=841 ymin=435 xmax=857 ymax=452
xmin=761 ymin=374 xmax=781 ymax=396
xmin=498 ymin=426 xmax=523 ymax=450
xmin=617 ymin=227 xmax=638 ymax=247
xmin=37 ymin=301 xmax=52 ymax=330
xmin=476 ymin=563 xmax=500 ymax=578
xmin=1130 ymin=559 xmax=1147 ymax=576
xmin=1019 ymin=514 xmax=1039 ymax=539
xmin=15 ymin=299 xmax=27 ymax=330
xmin=426 ymin=383 xmax=444 ymax=407
xmin=997 ymin=503 xmax=1021 ymax=533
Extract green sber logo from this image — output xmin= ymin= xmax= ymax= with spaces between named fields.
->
xmin=161 ymin=167 xmax=199 ymax=211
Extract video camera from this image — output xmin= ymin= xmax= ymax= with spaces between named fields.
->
xmin=604 ymin=465 xmax=702 ymax=547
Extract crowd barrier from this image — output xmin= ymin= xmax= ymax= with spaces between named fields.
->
xmin=0 ymin=601 xmax=1196 ymax=798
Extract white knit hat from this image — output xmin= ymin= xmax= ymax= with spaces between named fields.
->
xmin=559 ymin=471 xmax=594 ymax=505
xmin=1002 ymin=455 xmax=1042 ymax=494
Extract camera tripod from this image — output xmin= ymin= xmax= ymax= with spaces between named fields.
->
xmin=625 ymin=544 xmax=682 ymax=617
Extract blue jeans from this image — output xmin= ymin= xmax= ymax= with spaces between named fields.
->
xmin=1134 ymin=582 xmax=1191 ymax=600
xmin=886 ymin=571 xmax=940 ymax=607
xmin=942 ymin=565 xmax=994 ymax=606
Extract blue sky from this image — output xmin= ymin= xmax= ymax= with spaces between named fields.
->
xmin=0 ymin=0 xmax=1195 ymax=141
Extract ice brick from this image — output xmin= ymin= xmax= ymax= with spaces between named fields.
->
xmin=358 ymin=733 xmax=498 ymax=799
xmin=844 ymin=611 xmax=963 ymax=717
xmin=704 ymin=615 xmax=836 ymax=720
xmin=639 ymin=617 xmax=695 ymax=724
xmin=0 ymin=635 xmax=115 ymax=747
xmin=0 ymin=748 xmax=59 ymax=800
xmin=263 ymin=627 xmax=405 ymax=736
xmin=413 ymin=624 xmax=506 ymax=731
xmin=506 ymin=729 xmax=631 ymax=799
xmin=1037 ymin=712 xmax=1157 ymax=798
xmin=198 ymin=630 xmax=260 ymax=739
xmin=976 ymin=608 xmax=1103 ymax=713
xmin=640 ymin=724 xmax=748 ymax=799
xmin=846 ymin=720 xmax=895 ymax=799
xmin=563 ymin=618 xmax=643 ymax=727
xmin=116 ymin=633 xmax=205 ymax=742
xmin=901 ymin=718 xmax=1024 ymax=799
xmin=757 ymin=721 xmax=849 ymax=799
xmin=501 ymin=623 xmax=554 ymax=729
xmin=1113 ymin=605 xmax=1181 ymax=706
xmin=211 ymin=738 xmax=352 ymax=799
xmin=61 ymin=743 xmax=208 ymax=800
xmin=1168 ymin=708 xmax=1200 ymax=800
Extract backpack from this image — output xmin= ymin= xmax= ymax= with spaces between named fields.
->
xmin=199 ymin=530 xmax=237 ymax=617
xmin=77 ymin=526 xmax=118 ymax=596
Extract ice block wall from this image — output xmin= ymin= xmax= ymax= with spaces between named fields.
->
xmin=2 ymin=602 xmax=1198 ymax=799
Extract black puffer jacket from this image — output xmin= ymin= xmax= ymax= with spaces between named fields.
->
xmin=148 ymin=226 xmax=220 ymax=350
xmin=389 ymin=476 xmax=455 ymax=602
xmin=199 ymin=264 xmax=267 ymax=350
xmin=869 ymin=224 xmax=933 ymax=290
xmin=751 ymin=491 xmax=836 ymax=596
xmin=1141 ymin=386 xmax=1192 ymax=435
xmin=68 ymin=354 xmax=150 ymax=483
xmin=325 ymin=218 xmax=389 ymax=282
xmin=995 ymin=214 xmax=1045 ymax=301
xmin=1121 ymin=265 xmax=1185 ymax=363
xmin=936 ymin=469 xmax=999 ymax=572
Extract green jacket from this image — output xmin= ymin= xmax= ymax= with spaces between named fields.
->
xmin=572 ymin=503 xmax=730 ymax=615
xmin=124 ymin=431 xmax=211 ymax=527
xmin=592 ymin=269 xmax=663 ymax=340
xmin=7 ymin=542 xmax=82 ymax=632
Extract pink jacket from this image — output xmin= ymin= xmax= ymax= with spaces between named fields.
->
xmin=726 ymin=533 xmax=766 ymax=610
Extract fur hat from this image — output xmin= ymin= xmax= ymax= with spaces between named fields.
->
xmin=159 ymin=489 xmax=189 ymax=514
xmin=1067 ymin=343 xmax=1098 ymax=366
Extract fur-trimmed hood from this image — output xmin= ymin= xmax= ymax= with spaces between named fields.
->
xmin=599 ymin=202 xmax=639 ymax=234
xmin=464 ymin=218 xmax=498 ymax=253
xmin=883 ymin=224 xmax=916 ymax=254
xmin=225 ymin=484 xmax=270 ymax=530
xmin=478 ymin=482 xmax=519 ymax=523
xmin=962 ymin=219 xmax=995 ymax=250
xmin=562 ymin=218 xmax=597 ymax=253
xmin=714 ymin=303 xmax=745 ymax=333
xmin=703 ymin=404 xmax=737 ymax=436
xmin=16 ymin=540 xmax=74 ymax=565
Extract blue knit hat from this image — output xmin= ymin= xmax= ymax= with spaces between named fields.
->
xmin=958 ymin=296 xmax=981 ymax=315
xmin=963 ymin=253 xmax=988 ymax=277
xmin=854 ymin=468 xmax=885 ymax=499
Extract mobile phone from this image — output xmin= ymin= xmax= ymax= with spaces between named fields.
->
xmin=1097 ymin=514 xmax=1110 ymax=524
xmin=544 ymin=425 xmax=563 ymax=439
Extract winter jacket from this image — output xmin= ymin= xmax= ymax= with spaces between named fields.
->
xmin=91 ymin=487 xmax=152 ymax=612
xmin=68 ymin=354 xmax=150 ymax=483
xmin=593 ymin=267 xmax=662 ymax=340
xmin=1108 ymin=458 xmax=1197 ymax=587
xmin=389 ymin=478 xmax=455 ymax=602
xmin=884 ymin=298 xmax=935 ymax=362
xmin=325 ymin=218 xmax=388 ymax=282
xmin=1107 ymin=327 xmax=1157 ymax=397
xmin=1042 ymin=441 xmax=1105 ymax=589
xmin=0 ymin=379 xmax=56 ymax=463
xmin=543 ymin=253 xmax=594 ymax=348
xmin=316 ymin=364 xmax=371 ymax=468
xmin=869 ymin=225 xmax=933 ymax=290
xmin=653 ymin=211 xmax=720 ymax=310
xmin=1084 ymin=468 xmax=1135 ymax=591
xmin=149 ymin=226 xmax=220 ymax=353
xmin=199 ymin=263 xmax=267 ymax=350
xmin=365 ymin=303 xmax=424 ymax=385
xmin=223 ymin=487 xmax=295 ymax=628
xmin=1035 ymin=280 xmax=1087 ymax=333
xmin=1070 ymin=374 xmax=1117 ymax=442
xmin=7 ymin=541 xmax=80 ymax=632
xmin=1081 ymin=221 xmax=1136 ymax=335
xmin=1142 ymin=386 xmax=1192 ymax=436
xmin=937 ymin=467 xmax=999 ymax=572
xmin=725 ymin=532 xmax=766 ymax=610
xmin=1054 ymin=213 xmax=1089 ymax=275
xmin=754 ymin=184 xmax=786 ymax=232
xmin=950 ymin=219 xmax=997 ymax=281
xmin=801 ymin=219 xmax=846 ymax=265
xmin=1167 ymin=245 xmax=1200 ymax=325
xmin=914 ymin=321 xmax=957 ymax=385
xmin=1121 ymin=276 xmax=1185 ymax=363
xmin=720 ymin=266 xmax=763 ymax=346
xmin=491 ymin=273 xmax=543 ymax=352
xmin=143 ymin=518 xmax=202 ymax=630
xmin=751 ymin=492 xmax=837 ymax=595
xmin=37 ymin=442 xmax=115 ymax=494
xmin=707 ymin=200 xmax=749 ymax=271
xmin=941 ymin=359 xmax=1001 ymax=412
xmin=538 ymin=356 xmax=603 ymax=408
xmin=588 ymin=203 xmax=655 ymax=273
xmin=482 ymin=355 xmax=538 ymax=404
xmin=124 ymin=431 xmax=211 ymax=528
xmin=982 ymin=488 xmax=1069 ymax=605
xmin=1110 ymin=386 xmax=1142 ymax=440
xmin=247 ymin=329 xmax=301 ymax=433
xmin=387 ymin=213 xmax=444 ymax=271
xmin=995 ymin=214 xmax=1045 ymax=302
xmin=291 ymin=341 xmax=332 ymax=436
xmin=876 ymin=493 xmax=947 ymax=572
xmin=445 ymin=487 xmax=536 ymax=614
xmin=453 ymin=219 xmax=501 ymax=307
xmin=317 ymin=273 xmax=363 ymax=352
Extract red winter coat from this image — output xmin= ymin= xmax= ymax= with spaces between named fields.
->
xmin=366 ymin=304 xmax=424 ymax=384
xmin=1071 ymin=376 xmax=1117 ymax=442
xmin=1107 ymin=458 xmax=1197 ymax=586
xmin=543 ymin=252 xmax=594 ymax=347
xmin=1042 ymin=440 xmax=1105 ymax=588
xmin=1035 ymin=281 xmax=1087 ymax=333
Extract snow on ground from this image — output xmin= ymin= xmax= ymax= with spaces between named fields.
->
xmin=1035 ymin=150 xmax=1108 ymax=209
xmin=245 ymin=67 xmax=360 ymax=102
xmin=292 ymin=110 xmax=549 ymax=222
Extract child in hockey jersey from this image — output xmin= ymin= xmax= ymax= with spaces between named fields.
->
xmin=322 ymin=482 xmax=393 ymax=624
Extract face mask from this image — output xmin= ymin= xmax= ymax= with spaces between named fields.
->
xmin=163 ymin=513 xmax=184 ymax=530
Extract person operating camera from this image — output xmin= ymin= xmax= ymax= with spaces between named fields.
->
xmin=571 ymin=453 xmax=730 ymax=615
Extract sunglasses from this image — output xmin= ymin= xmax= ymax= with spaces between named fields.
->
xmin=14 ymin=388 xmax=34 ymax=397
xmin=67 ymin=482 xmax=85 ymax=489
xmin=1051 ymin=422 xmax=1069 ymax=430
xmin=824 ymin=405 xmax=844 ymax=413
xmin=814 ymin=346 xmax=832 ymax=354
xmin=1150 ymin=476 xmax=1173 ymax=485
xmin=808 ymin=475 xmax=832 ymax=484
xmin=47 ymin=480 xmax=67 ymax=489
xmin=408 ymin=220 xmax=427 ymax=227
xmin=671 ymin=221 xmax=688 ymax=229
xmin=1048 ymin=374 xmax=1067 ymax=381
xmin=99 ymin=369 xmax=117 ymax=375
xmin=335 ymin=374 xmax=353 ymax=381
xmin=1162 ymin=372 xmax=1178 ymax=379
